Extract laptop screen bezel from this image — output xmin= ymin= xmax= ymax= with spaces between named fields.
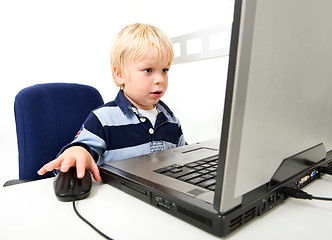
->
xmin=215 ymin=0 xmax=332 ymax=213
xmin=214 ymin=0 xmax=249 ymax=213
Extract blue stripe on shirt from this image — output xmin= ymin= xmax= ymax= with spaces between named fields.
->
xmin=83 ymin=113 xmax=106 ymax=142
xmin=64 ymin=90 xmax=185 ymax=164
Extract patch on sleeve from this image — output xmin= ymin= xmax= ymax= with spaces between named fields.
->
xmin=150 ymin=141 xmax=165 ymax=153
xmin=74 ymin=126 xmax=84 ymax=139
xmin=75 ymin=131 xmax=82 ymax=139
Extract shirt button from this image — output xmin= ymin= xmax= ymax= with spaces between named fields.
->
xmin=140 ymin=117 xmax=146 ymax=122
xmin=149 ymin=128 xmax=154 ymax=134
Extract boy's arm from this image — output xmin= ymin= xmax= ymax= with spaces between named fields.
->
xmin=38 ymin=112 xmax=106 ymax=181
xmin=176 ymin=122 xmax=186 ymax=147
xmin=37 ymin=145 xmax=101 ymax=181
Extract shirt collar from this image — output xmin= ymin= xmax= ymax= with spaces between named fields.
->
xmin=114 ymin=90 xmax=134 ymax=115
xmin=156 ymin=100 xmax=173 ymax=117
xmin=114 ymin=90 xmax=174 ymax=117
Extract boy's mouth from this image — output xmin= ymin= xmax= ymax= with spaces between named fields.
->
xmin=151 ymin=90 xmax=163 ymax=97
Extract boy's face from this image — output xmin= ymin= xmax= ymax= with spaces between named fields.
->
xmin=115 ymin=47 xmax=170 ymax=110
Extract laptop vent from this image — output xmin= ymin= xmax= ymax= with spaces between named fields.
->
xmin=229 ymin=215 xmax=242 ymax=232
xmin=327 ymin=162 xmax=332 ymax=169
xmin=229 ymin=207 xmax=256 ymax=232
xmin=244 ymin=207 xmax=256 ymax=222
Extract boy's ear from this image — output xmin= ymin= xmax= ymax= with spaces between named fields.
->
xmin=114 ymin=67 xmax=125 ymax=86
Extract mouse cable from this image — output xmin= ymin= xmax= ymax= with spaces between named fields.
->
xmin=320 ymin=166 xmax=332 ymax=176
xmin=73 ymin=200 xmax=115 ymax=240
xmin=283 ymin=187 xmax=332 ymax=201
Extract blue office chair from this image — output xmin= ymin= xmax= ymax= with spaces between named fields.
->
xmin=5 ymin=83 xmax=104 ymax=185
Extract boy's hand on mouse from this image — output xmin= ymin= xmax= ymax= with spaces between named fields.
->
xmin=37 ymin=146 xmax=101 ymax=182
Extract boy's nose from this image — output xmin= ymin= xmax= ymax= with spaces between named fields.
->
xmin=154 ymin=74 xmax=166 ymax=84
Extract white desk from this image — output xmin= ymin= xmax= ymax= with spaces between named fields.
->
xmin=1 ymin=175 xmax=332 ymax=240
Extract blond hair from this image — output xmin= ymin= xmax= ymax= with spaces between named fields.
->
xmin=110 ymin=23 xmax=174 ymax=86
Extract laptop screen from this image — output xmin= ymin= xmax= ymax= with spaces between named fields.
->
xmin=216 ymin=0 xmax=332 ymax=213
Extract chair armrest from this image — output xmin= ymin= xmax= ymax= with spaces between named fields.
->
xmin=3 ymin=179 xmax=31 ymax=187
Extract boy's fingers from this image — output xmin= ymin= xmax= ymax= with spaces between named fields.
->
xmin=76 ymin=159 xmax=100 ymax=181
xmin=59 ymin=157 xmax=76 ymax=173
xmin=76 ymin=161 xmax=87 ymax=179
xmin=37 ymin=167 xmax=47 ymax=175
xmin=37 ymin=157 xmax=63 ymax=175
xmin=91 ymin=164 xmax=101 ymax=182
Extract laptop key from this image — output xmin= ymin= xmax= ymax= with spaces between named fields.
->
xmin=170 ymin=168 xmax=182 ymax=174
xmin=198 ymin=169 xmax=209 ymax=175
xmin=167 ymin=167 xmax=196 ymax=179
xmin=198 ymin=179 xmax=216 ymax=188
xmin=155 ymin=156 xmax=218 ymax=191
xmin=201 ymin=164 xmax=211 ymax=168
xmin=154 ymin=166 xmax=174 ymax=174
xmin=185 ymin=162 xmax=199 ymax=168
xmin=193 ymin=166 xmax=204 ymax=171
xmin=201 ymin=174 xmax=214 ymax=180
xmin=188 ymin=177 xmax=206 ymax=185
xmin=178 ymin=172 xmax=202 ymax=181
xmin=207 ymin=184 xmax=216 ymax=191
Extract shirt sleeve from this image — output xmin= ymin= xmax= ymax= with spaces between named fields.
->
xmin=58 ymin=112 xmax=107 ymax=162
xmin=177 ymin=125 xmax=186 ymax=147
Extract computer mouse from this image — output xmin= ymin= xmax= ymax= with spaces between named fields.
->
xmin=53 ymin=167 xmax=92 ymax=202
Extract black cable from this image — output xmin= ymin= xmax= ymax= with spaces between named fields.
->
xmin=320 ymin=167 xmax=332 ymax=176
xmin=283 ymin=187 xmax=332 ymax=201
xmin=311 ymin=196 xmax=332 ymax=201
xmin=73 ymin=200 xmax=115 ymax=240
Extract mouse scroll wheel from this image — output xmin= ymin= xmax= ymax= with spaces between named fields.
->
xmin=70 ymin=178 xmax=76 ymax=188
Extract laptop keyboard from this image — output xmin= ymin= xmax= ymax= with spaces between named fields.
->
xmin=154 ymin=157 xmax=218 ymax=191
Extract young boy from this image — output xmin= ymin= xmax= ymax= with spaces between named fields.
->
xmin=38 ymin=23 xmax=185 ymax=181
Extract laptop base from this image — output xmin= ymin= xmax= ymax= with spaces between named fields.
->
xmin=99 ymin=151 xmax=332 ymax=237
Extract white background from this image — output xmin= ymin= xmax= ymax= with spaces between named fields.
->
xmin=0 ymin=0 xmax=234 ymax=184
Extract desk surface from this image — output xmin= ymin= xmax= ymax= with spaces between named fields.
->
xmin=1 ymin=175 xmax=332 ymax=240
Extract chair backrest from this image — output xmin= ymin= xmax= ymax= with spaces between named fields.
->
xmin=14 ymin=83 xmax=104 ymax=180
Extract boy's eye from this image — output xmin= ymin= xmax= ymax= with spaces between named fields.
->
xmin=162 ymin=68 xmax=169 ymax=74
xmin=144 ymin=68 xmax=152 ymax=73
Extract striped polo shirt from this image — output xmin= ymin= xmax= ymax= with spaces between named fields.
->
xmin=64 ymin=90 xmax=185 ymax=165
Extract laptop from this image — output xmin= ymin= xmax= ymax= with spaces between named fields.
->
xmin=99 ymin=0 xmax=332 ymax=237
